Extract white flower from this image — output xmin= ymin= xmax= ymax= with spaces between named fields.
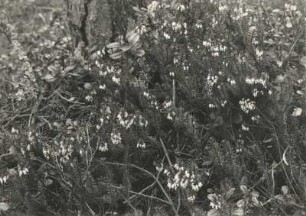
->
xmin=252 ymin=88 xmax=259 ymax=97
xmin=85 ymin=95 xmax=93 ymax=102
xmin=191 ymin=181 xmax=202 ymax=191
xmin=15 ymin=89 xmax=25 ymax=101
xmin=180 ymin=178 xmax=189 ymax=189
xmin=286 ymin=21 xmax=293 ymax=28
xmin=136 ymin=140 xmax=146 ymax=149
xmin=167 ymin=181 xmax=172 ymax=189
xmin=219 ymin=5 xmax=228 ymax=12
xmin=164 ymin=100 xmax=172 ymax=109
xmin=18 ymin=167 xmax=29 ymax=177
xmin=99 ymin=70 xmax=107 ymax=76
xmin=177 ymin=4 xmax=186 ymax=11
xmin=111 ymin=132 xmax=122 ymax=145
xmin=227 ymin=78 xmax=236 ymax=85
xmin=99 ymin=84 xmax=106 ymax=90
xmin=171 ymin=22 xmax=182 ymax=31
xmin=209 ymin=104 xmax=216 ymax=109
xmin=245 ymin=77 xmax=255 ymax=85
xmin=256 ymin=49 xmax=263 ymax=59
xmin=164 ymin=169 xmax=170 ymax=176
xmin=219 ymin=45 xmax=227 ymax=52
xmin=187 ymin=195 xmax=196 ymax=202
xmin=96 ymin=125 xmax=101 ymax=131
xmin=239 ymin=98 xmax=256 ymax=113
xmin=143 ymin=92 xmax=149 ymax=98
xmin=99 ymin=143 xmax=108 ymax=152
xmin=84 ymin=83 xmax=92 ymax=89
xmin=138 ymin=115 xmax=148 ymax=127
xmin=198 ymin=182 xmax=203 ymax=188
xmin=0 ymin=176 xmax=9 ymax=184
xmin=245 ymin=76 xmax=267 ymax=87
xmin=272 ymin=9 xmax=281 ymax=13
xmin=203 ymin=41 xmax=211 ymax=47
xmin=210 ymin=200 xmax=221 ymax=209
xmin=221 ymin=100 xmax=227 ymax=107
xmin=292 ymin=107 xmax=303 ymax=117
xmin=23 ymin=168 xmax=29 ymax=175
xmin=251 ymin=115 xmax=260 ymax=122
xmin=185 ymin=170 xmax=190 ymax=178
xmin=156 ymin=164 xmax=163 ymax=172
xmin=195 ymin=23 xmax=203 ymax=29
xmin=112 ymin=76 xmax=120 ymax=84
xmin=242 ymin=124 xmax=249 ymax=131
xmin=117 ymin=110 xmax=135 ymax=129
xmin=167 ymin=112 xmax=176 ymax=120
xmin=147 ymin=1 xmax=159 ymax=18
xmin=163 ymin=32 xmax=171 ymax=39
xmin=207 ymin=74 xmax=218 ymax=87
xmin=11 ymin=127 xmax=19 ymax=134
xmin=277 ymin=61 xmax=283 ymax=67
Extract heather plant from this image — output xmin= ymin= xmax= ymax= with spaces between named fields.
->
xmin=0 ymin=0 xmax=305 ymax=215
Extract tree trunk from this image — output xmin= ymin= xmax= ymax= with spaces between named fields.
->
xmin=64 ymin=0 xmax=112 ymax=48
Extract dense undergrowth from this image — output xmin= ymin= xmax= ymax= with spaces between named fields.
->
xmin=0 ymin=0 xmax=306 ymax=215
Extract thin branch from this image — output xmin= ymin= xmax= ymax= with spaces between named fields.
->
xmin=160 ymin=138 xmax=174 ymax=172
xmin=105 ymin=161 xmax=179 ymax=216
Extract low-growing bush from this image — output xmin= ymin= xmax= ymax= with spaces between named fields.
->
xmin=0 ymin=0 xmax=305 ymax=215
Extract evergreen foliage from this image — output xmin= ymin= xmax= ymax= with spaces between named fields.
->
xmin=0 ymin=0 xmax=305 ymax=215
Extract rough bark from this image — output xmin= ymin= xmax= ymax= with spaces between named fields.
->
xmin=65 ymin=0 xmax=112 ymax=48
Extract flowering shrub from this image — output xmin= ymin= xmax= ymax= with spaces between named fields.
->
xmin=0 ymin=0 xmax=306 ymax=215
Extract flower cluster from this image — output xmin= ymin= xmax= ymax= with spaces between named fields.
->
xmin=18 ymin=166 xmax=29 ymax=177
xmin=245 ymin=75 xmax=268 ymax=88
xmin=166 ymin=111 xmax=176 ymax=121
xmin=136 ymin=140 xmax=146 ymax=149
xmin=239 ymin=98 xmax=256 ymax=114
xmin=227 ymin=78 xmax=236 ymax=85
xmin=292 ymin=107 xmax=303 ymax=117
xmin=115 ymin=109 xmax=149 ymax=130
xmin=117 ymin=109 xmax=135 ymax=129
xmin=163 ymin=100 xmax=173 ymax=109
xmin=209 ymin=44 xmax=227 ymax=57
xmin=11 ymin=40 xmax=35 ymax=83
xmin=99 ymin=65 xmax=122 ymax=85
xmin=0 ymin=175 xmax=9 ymax=185
xmin=164 ymin=163 xmax=203 ymax=192
xmin=111 ymin=131 xmax=122 ymax=145
xmin=0 ymin=0 xmax=305 ymax=214
xmin=99 ymin=143 xmax=109 ymax=152
xmin=208 ymin=193 xmax=222 ymax=209
xmin=100 ymin=106 xmax=112 ymax=121
xmin=242 ymin=124 xmax=249 ymax=131
xmin=207 ymin=74 xmax=219 ymax=87
xmin=43 ymin=140 xmax=74 ymax=163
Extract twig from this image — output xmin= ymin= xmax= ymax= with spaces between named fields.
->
xmin=105 ymin=161 xmax=179 ymax=216
xmin=56 ymin=91 xmax=85 ymax=104
xmin=101 ymin=182 xmax=170 ymax=205
xmin=126 ymin=163 xmax=164 ymax=203
xmin=85 ymin=202 xmax=96 ymax=216
xmin=0 ymin=152 xmax=14 ymax=160
xmin=128 ymin=189 xmax=171 ymax=205
xmin=160 ymin=138 xmax=174 ymax=172
xmin=126 ymin=181 xmax=157 ymax=202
